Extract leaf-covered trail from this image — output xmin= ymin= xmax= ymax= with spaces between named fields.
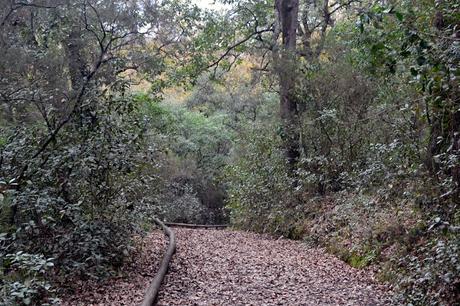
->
xmin=61 ymin=228 xmax=391 ymax=305
xmin=157 ymin=228 xmax=390 ymax=305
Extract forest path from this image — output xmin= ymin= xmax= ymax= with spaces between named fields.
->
xmin=156 ymin=228 xmax=390 ymax=306
xmin=61 ymin=228 xmax=391 ymax=306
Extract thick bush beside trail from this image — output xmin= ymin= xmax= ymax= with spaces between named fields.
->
xmin=0 ymin=94 xmax=154 ymax=305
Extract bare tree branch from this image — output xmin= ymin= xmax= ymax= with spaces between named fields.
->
xmin=207 ymin=27 xmax=273 ymax=70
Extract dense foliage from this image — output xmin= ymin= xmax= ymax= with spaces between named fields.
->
xmin=0 ymin=0 xmax=189 ymax=304
xmin=0 ymin=0 xmax=458 ymax=305
xmin=218 ymin=1 xmax=459 ymax=305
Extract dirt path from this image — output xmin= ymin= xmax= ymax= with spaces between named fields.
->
xmin=62 ymin=228 xmax=391 ymax=306
xmin=157 ymin=229 xmax=390 ymax=306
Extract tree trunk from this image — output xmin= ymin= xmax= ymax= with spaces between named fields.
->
xmin=275 ymin=0 xmax=300 ymax=171
xmin=65 ymin=26 xmax=87 ymax=93
xmin=451 ymin=110 xmax=460 ymax=203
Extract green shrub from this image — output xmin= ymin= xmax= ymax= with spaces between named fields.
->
xmin=0 ymin=251 xmax=58 ymax=306
xmin=394 ymin=235 xmax=460 ymax=306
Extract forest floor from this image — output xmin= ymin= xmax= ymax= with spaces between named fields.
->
xmin=61 ymin=228 xmax=392 ymax=306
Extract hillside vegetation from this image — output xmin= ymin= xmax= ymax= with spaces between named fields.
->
xmin=0 ymin=0 xmax=458 ymax=305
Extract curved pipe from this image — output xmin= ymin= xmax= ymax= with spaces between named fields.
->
xmin=140 ymin=217 xmax=176 ymax=306
xmin=164 ymin=222 xmax=228 ymax=229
